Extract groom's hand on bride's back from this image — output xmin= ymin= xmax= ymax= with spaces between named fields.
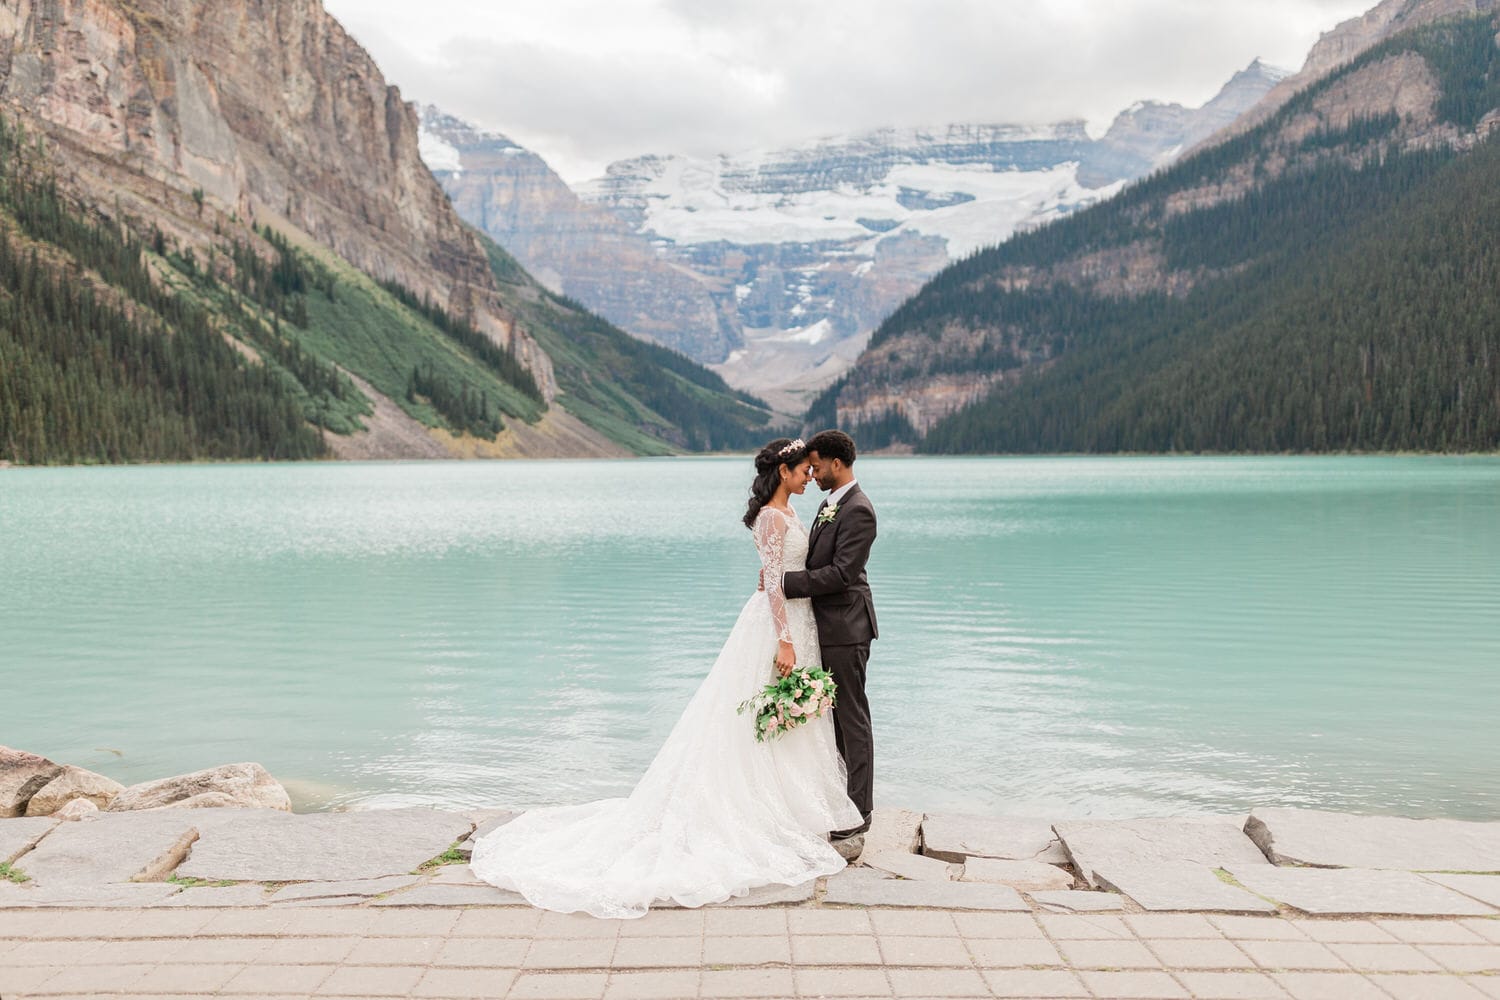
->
xmin=758 ymin=569 xmax=765 ymax=592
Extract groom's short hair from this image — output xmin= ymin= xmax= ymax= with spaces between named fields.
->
xmin=808 ymin=430 xmax=857 ymax=466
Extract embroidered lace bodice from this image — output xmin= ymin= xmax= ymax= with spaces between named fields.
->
xmin=753 ymin=506 xmax=817 ymax=659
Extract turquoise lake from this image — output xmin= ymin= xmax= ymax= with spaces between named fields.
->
xmin=2 ymin=456 xmax=1497 ymax=819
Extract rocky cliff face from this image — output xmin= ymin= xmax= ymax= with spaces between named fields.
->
xmin=420 ymin=107 xmax=737 ymax=362
xmin=1090 ymin=60 xmax=1290 ymax=184
xmin=0 ymin=0 xmax=554 ymax=397
xmin=1209 ymin=0 xmax=1493 ymax=143
xmin=422 ymin=62 xmax=1284 ymax=412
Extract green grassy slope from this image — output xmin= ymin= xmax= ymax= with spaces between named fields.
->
xmin=479 ymin=235 xmax=777 ymax=454
xmin=0 ymin=106 xmax=778 ymax=464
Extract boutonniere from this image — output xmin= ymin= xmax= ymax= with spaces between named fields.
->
xmin=816 ymin=503 xmax=839 ymax=526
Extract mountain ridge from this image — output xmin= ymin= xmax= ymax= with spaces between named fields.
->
xmin=0 ymin=0 xmax=774 ymax=464
xmin=816 ymin=8 xmax=1500 ymax=454
xmin=421 ymin=59 xmax=1286 ymax=412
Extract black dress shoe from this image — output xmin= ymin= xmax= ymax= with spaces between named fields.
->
xmin=830 ymin=816 xmax=872 ymax=840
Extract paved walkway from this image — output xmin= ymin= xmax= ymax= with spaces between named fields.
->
xmin=2 ymin=904 xmax=1499 ymax=999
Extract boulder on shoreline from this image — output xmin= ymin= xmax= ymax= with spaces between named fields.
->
xmin=52 ymin=798 xmax=100 ymax=821
xmin=0 ymin=747 xmax=64 ymax=818
xmin=107 ymin=762 xmax=291 ymax=813
xmin=26 ymin=766 xmax=125 ymax=816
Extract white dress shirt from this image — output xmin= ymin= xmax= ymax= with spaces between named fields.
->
xmin=823 ymin=478 xmax=858 ymax=510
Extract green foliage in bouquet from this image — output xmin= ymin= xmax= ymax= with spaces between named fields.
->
xmin=737 ymin=665 xmax=838 ymax=743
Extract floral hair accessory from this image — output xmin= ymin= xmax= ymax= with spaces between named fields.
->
xmin=777 ymin=438 xmax=805 ymax=458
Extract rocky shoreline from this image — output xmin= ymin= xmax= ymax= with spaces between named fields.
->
xmin=4 ymin=746 xmax=1500 ymax=918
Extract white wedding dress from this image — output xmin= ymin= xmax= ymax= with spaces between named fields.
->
xmin=471 ymin=506 xmax=862 ymax=918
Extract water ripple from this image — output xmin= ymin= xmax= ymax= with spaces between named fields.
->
xmin=2 ymin=456 xmax=1498 ymax=818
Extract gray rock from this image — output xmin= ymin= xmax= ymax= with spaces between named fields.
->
xmin=429 ymin=863 xmax=488 ymax=886
xmin=371 ymin=883 xmax=528 ymax=906
xmin=858 ymin=808 xmax=924 ymax=862
xmin=823 ymin=866 xmax=1027 ymax=910
xmin=1094 ymin=863 xmax=1277 ymax=913
xmin=177 ymin=806 xmax=473 ymax=882
xmin=0 ymin=747 xmax=63 ymax=818
xmin=1031 ymin=890 xmax=1128 ymax=912
xmin=457 ymin=810 xmax=519 ymax=858
xmin=26 ymin=766 xmax=125 ymax=816
xmin=1421 ymin=873 xmax=1500 ymax=908
xmin=108 ymin=763 xmax=291 ymax=813
xmin=462 ymin=808 xmax=520 ymax=829
xmin=1054 ymin=819 xmax=1270 ymax=889
xmin=832 ymin=833 xmax=864 ymax=862
xmin=1 ymin=816 xmax=58 ymax=865
xmin=961 ymin=857 xmax=1073 ymax=892
xmin=863 ymin=851 xmax=961 ymax=881
xmin=269 ymin=874 xmax=422 ymax=901
xmin=18 ymin=808 xmax=250 ymax=888
xmin=52 ymin=798 xmax=100 ymax=821
xmin=1225 ymin=864 xmax=1496 ymax=916
xmin=1245 ymin=808 xmax=1500 ymax=872
xmin=922 ymin=814 xmax=1068 ymax=865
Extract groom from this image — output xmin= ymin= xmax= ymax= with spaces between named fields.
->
xmin=781 ymin=429 xmax=877 ymax=838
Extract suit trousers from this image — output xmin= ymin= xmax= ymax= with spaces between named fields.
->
xmin=822 ymin=641 xmax=873 ymax=822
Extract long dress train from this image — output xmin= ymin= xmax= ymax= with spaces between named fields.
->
xmin=470 ymin=506 xmax=861 ymax=919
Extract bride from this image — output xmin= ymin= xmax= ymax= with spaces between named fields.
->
xmin=470 ymin=437 xmax=863 ymax=918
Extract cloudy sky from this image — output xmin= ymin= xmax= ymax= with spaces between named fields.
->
xmin=324 ymin=0 xmax=1374 ymax=183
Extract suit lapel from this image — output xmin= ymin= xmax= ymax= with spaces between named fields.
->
xmin=809 ymin=497 xmax=830 ymax=547
xmin=810 ymin=484 xmax=859 ymax=548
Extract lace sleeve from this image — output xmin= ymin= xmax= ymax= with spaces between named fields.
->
xmin=753 ymin=508 xmax=795 ymax=644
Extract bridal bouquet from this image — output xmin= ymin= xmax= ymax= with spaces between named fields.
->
xmin=738 ymin=665 xmax=838 ymax=742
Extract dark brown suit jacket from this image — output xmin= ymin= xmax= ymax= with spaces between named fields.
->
xmin=783 ymin=484 xmax=878 ymax=646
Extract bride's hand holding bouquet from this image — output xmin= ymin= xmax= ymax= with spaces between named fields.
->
xmin=738 ymin=663 xmax=839 ymax=743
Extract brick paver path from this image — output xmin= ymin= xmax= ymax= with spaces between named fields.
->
xmin=2 ymin=906 xmax=1499 ymax=998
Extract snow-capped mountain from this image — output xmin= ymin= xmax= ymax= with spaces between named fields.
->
xmin=422 ymin=60 xmax=1286 ymax=411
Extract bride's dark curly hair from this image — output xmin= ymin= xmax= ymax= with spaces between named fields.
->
xmin=743 ymin=437 xmax=809 ymax=529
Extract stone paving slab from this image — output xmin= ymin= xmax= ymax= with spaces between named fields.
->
xmin=961 ymin=857 xmax=1073 ymax=891
xmin=1094 ymin=862 xmax=1278 ymax=913
xmin=429 ymin=862 xmax=489 ymax=885
xmin=857 ymin=807 xmax=923 ymax=863
xmin=0 ymin=817 xmax=57 ymax=865
xmin=152 ymin=884 xmax=270 ymax=907
xmin=371 ymin=883 xmax=529 ymax=906
xmin=1054 ymin=819 xmax=1271 ymax=889
xmin=456 ymin=809 xmax=518 ymax=856
xmin=661 ymin=878 xmax=819 ymax=908
xmin=1246 ymin=807 xmax=1500 ymax=872
xmin=921 ymin=814 xmax=1068 ymax=864
xmin=177 ymin=806 xmax=474 ymax=881
xmin=1030 ymin=889 xmax=1128 ymax=912
xmin=267 ymin=874 xmax=422 ymax=902
xmin=0 ymin=882 xmax=183 ymax=907
xmin=16 ymin=808 xmax=251 ymax=889
xmin=823 ymin=866 xmax=1028 ymax=910
xmin=1227 ymin=864 xmax=1499 ymax=916
xmin=862 ymin=850 xmax=960 ymax=881
xmin=1423 ymin=873 xmax=1500 ymax=908
xmin=3 ymin=905 xmax=1500 ymax=1000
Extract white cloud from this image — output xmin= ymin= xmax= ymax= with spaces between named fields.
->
xmin=325 ymin=0 xmax=1374 ymax=182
